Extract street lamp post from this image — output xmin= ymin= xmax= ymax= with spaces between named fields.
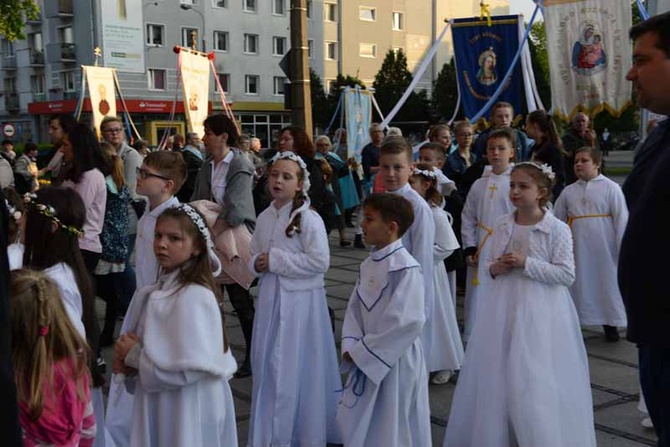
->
xmin=180 ymin=4 xmax=206 ymax=52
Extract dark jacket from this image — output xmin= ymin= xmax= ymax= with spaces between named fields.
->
xmin=562 ymin=128 xmax=598 ymax=184
xmin=177 ymin=146 xmax=204 ymax=203
xmin=618 ymin=120 xmax=670 ymax=346
xmin=191 ymin=148 xmax=256 ymax=232
xmin=472 ymin=127 xmax=531 ymax=162
xmin=530 ymin=141 xmax=566 ymax=201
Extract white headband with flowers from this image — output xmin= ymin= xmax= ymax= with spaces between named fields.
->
xmin=5 ymin=199 xmax=21 ymax=222
xmin=270 ymin=151 xmax=311 ymax=193
xmin=23 ymin=193 xmax=84 ymax=238
xmin=175 ymin=203 xmax=222 ymax=276
xmin=515 ymin=162 xmax=556 ymax=180
xmin=413 ymin=168 xmax=438 ymax=179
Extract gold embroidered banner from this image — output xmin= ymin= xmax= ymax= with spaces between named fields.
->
xmin=84 ymin=66 xmax=117 ymax=136
xmin=544 ymin=0 xmax=632 ymax=119
xmin=179 ymin=50 xmax=210 ymax=137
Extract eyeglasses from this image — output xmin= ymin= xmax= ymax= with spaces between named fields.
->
xmin=136 ymin=167 xmax=170 ymax=181
xmin=103 ymin=128 xmax=124 ymax=134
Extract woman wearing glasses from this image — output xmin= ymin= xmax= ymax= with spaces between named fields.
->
xmin=444 ymin=120 xmax=478 ymax=193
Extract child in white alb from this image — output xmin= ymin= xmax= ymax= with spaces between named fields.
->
xmin=337 ymin=193 xmax=431 ymax=447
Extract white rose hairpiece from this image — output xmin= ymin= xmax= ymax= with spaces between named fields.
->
xmin=4 ymin=199 xmax=21 ymax=222
xmin=23 ymin=193 xmax=84 ymax=238
xmin=413 ymin=168 xmax=438 ymax=179
xmin=176 ymin=203 xmax=222 ymax=276
xmin=515 ymin=162 xmax=556 ymax=181
xmin=270 ymin=151 xmax=311 ymax=194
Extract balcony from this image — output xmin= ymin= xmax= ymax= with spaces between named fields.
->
xmin=44 ymin=0 xmax=73 ymax=18
xmin=2 ymin=55 xmax=17 ymax=70
xmin=29 ymin=49 xmax=45 ymax=66
xmin=27 ymin=12 xmax=42 ymax=23
xmin=4 ymin=94 xmax=19 ymax=111
xmin=46 ymin=43 xmax=77 ymax=63
xmin=33 ymin=93 xmax=46 ymax=102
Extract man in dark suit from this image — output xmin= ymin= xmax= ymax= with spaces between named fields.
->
xmin=618 ymin=11 xmax=670 ymax=445
xmin=0 ymin=189 xmax=22 ymax=445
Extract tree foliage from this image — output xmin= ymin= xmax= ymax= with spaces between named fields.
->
xmin=372 ymin=49 xmax=431 ymax=124
xmin=309 ymin=69 xmax=329 ymax=131
xmin=431 ymin=58 xmax=460 ymax=121
xmin=0 ymin=0 xmax=39 ymax=41
xmin=320 ymin=74 xmax=365 ymax=132
xmin=528 ymin=21 xmax=551 ymax=110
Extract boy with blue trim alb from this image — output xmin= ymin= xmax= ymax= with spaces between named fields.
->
xmin=337 ymin=193 xmax=431 ymax=447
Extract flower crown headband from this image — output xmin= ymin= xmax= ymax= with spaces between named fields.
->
xmin=515 ymin=162 xmax=556 ymax=180
xmin=23 ymin=193 xmax=84 ymax=238
xmin=413 ymin=168 xmax=438 ymax=180
xmin=175 ymin=203 xmax=222 ymax=276
xmin=5 ymin=199 xmax=21 ymax=222
xmin=270 ymin=151 xmax=311 ymax=194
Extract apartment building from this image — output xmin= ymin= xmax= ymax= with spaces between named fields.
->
xmin=0 ymin=0 xmax=507 ymax=145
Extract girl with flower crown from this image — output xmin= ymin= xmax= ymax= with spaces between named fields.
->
xmin=409 ymin=164 xmax=463 ymax=385
xmin=445 ymin=162 xmax=596 ymax=447
xmin=10 ymin=269 xmax=97 ymax=447
xmin=247 ymin=151 xmax=342 ymax=446
xmin=111 ymin=204 xmax=238 ymax=447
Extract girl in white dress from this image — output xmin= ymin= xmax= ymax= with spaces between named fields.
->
xmin=553 ymin=146 xmax=628 ymax=341
xmin=461 ymin=128 xmax=516 ymax=341
xmin=409 ymin=164 xmax=463 ymax=384
xmin=445 ymin=162 xmax=596 ymax=447
xmin=248 ymin=151 xmax=341 ymax=446
xmin=113 ymin=204 xmax=238 ymax=447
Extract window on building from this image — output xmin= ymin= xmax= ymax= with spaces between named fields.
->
xmin=392 ymin=47 xmax=404 ymax=55
xmin=359 ymin=43 xmax=376 ymax=58
xmin=359 ymin=7 xmax=376 ymax=21
xmin=306 ymin=0 xmax=312 ymax=19
xmin=29 ymin=33 xmax=43 ymax=51
xmin=326 ymin=79 xmax=336 ymax=94
xmin=244 ymin=33 xmax=259 ymax=54
xmin=31 ymin=74 xmax=45 ymax=94
xmin=148 ymin=68 xmax=167 ymax=90
xmin=62 ymin=71 xmax=76 ymax=91
xmin=1 ymin=40 xmax=14 ymax=57
xmin=245 ymin=75 xmax=259 ymax=94
xmin=272 ymin=36 xmax=287 ymax=56
xmin=213 ymin=31 xmax=228 ymax=51
xmin=180 ymin=0 xmax=195 ymax=4
xmin=243 ymin=0 xmax=256 ymax=12
xmin=213 ymin=0 xmax=226 ymax=7
xmin=58 ymin=26 xmax=73 ymax=43
xmin=146 ymin=24 xmax=164 ymax=46
xmin=325 ymin=3 xmax=337 ymax=22
xmin=274 ymin=76 xmax=286 ymax=95
xmin=272 ymin=0 xmax=285 ymax=15
xmin=307 ymin=39 xmax=314 ymax=59
xmin=392 ymin=12 xmax=403 ymax=30
xmin=214 ymin=73 xmax=230 ymax=93
xmin=4 ymin=77 xmax=16 ymax=94
xmin=182 ymin=27 xmax=199 ymax=47
xmin=325 ymin=41 xmax=337 ymax=60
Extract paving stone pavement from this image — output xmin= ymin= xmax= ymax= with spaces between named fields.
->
xmin=100 ymin=150 xmax=656 ymax=446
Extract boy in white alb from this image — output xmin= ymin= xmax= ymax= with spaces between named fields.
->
xmin=337 ymin=193 xmax=431 ymax=447
xmin=379 ymin=137 xmax=436 ymax=365
xmin=106 ymin=151 xmax=187 ymax=446
xmin=461 ymin=128 xmax=516 ymax=341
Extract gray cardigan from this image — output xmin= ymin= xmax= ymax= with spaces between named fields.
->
xmin=191 ymin=148 xmax=256 ymax=232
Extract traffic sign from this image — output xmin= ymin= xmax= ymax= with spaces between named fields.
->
xmin=3 ymin=123 xmax=16 ymax=138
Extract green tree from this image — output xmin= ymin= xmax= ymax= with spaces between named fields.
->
xmin=372 ymin=49 xmax=432 ymax=125
xmin=431 ymin=58 xmax=460 ymax=121
xmin=0 ymin=0 xmax=39 ymax=41
xmin=528 ymin=21 xmax=551 ymax=109
xmin=323 ymin=74 xmax=365 ymax=131
xmin=309 ymin=69 xmax=329 ymax=131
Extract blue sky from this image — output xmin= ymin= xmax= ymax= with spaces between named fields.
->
xmin=509 ymin=0 xmax=543 ymax=20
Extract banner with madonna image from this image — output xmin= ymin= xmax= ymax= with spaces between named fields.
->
xmin=83 ymin=66 xmax=117 ymax=137
xmin=451 ymin=15 xmax=523 ymax=120
xmin=179 ymin=50 xmax=210 ymax=137
xmin=544 ymin=0 xmax=632 ymax=119
xmin=344 ymin=86 xmax=372 ymax=159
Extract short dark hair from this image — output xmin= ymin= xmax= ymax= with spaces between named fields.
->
xmin=144 ymin=151 xmax=188 ymax=193
xmin=49 ymin=114 xmax=78 ymax=134
xmin=491 ymin=101 xmax=514 ymax=116
xmin=629 ymin=11 xmax=670 ymax=58
xmin=24 ymin=142 xmax=38 ymax=154
xmin=487 ymin=127 xmax=516 ymax=148
xmin=363 ymin=193 xmax=415 ymax=238
xmin=380 ymin=136 xmax=413 ymax=163
xmin=575 ymin=145 xmax=603 ymax=166
xmin=420 ymin=142 xmax=447 ymax=161
xmin=203 ymin=114 xmax=240 ymax=143
xmin=2 ymin=139 xmax=13 ymax=146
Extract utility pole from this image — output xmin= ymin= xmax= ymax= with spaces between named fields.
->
xmin=289 ymin=0 xmax=312 ymax=133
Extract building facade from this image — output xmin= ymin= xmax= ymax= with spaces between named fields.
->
xmin=0 ymin=0 xmax=507 ymax=146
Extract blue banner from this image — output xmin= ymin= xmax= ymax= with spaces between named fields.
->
xmin=451 ymin=15 xmax=523 ymax=119
xmin=344 ymin=86 xmax=372 ymax=159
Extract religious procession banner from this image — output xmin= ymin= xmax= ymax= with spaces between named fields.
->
xmin=451 ymin=15 xmax=523 ymax=119
xmin=179 ymin=50 xmax=210 ymax=137
xmin=83 ymin=66 xmax=116 ymax=135
xmin=544 ymin=0 xmax=632 ymax=119
xmin=344 ymin=87 xmax=372 ymax=159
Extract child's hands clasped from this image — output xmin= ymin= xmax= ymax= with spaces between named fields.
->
xmin=490 ymin=253 xmax=526 ymax=277
xmin=113 ymin=332 xmax=140 ymax=375
xmin=254 ymin=253 xmax=270 ymax=273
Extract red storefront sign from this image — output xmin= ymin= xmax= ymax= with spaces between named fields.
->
xmin=28 ymin=99 xmax=216 ymax=115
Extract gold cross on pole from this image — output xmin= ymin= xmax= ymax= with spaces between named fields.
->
xmin=488 ymin=184 xmax=498 ymax=198
xmin=94 ymin=47 xmax=102 ymax=67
